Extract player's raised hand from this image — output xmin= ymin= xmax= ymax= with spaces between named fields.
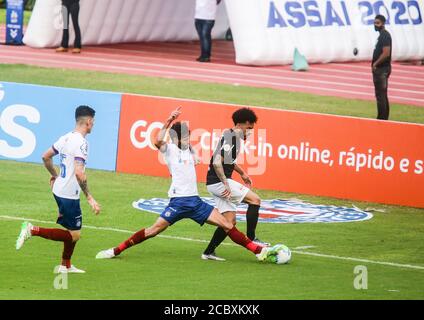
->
xmin=88 ymin=196 xmax=101 ymax=215
xmin=168 ymin=107 xmax=182 ymax=123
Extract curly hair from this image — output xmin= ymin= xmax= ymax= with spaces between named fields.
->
xmin=232 ymin=108 xmax=258 ymax=125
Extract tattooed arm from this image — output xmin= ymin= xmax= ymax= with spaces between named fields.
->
xmin=75 ymin=160 xmax=100 ymax=215
xmin=212 ymin=154 xmax=232 ymax=199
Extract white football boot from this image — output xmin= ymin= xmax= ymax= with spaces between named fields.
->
xmin=95 ymin=248 xmax=116 ymax=259
xmin=256 ymin=246 xmax=273 ymax=262
xmin=201 ymin=252 xmax=226 ymax=261
xmin=55 ymin=265 xmax=86 ymax=274
xmin=16 ymin=221 xmax=33 ymax=250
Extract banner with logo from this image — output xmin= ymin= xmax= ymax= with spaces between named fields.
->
xmin=133 ymin=198 xmax=374 ymax=224
xmin=225 ymin=0 xmax=424 ymax=65
xmin=2 ymin=82 xmax=423 ymax=208
xmin=23 ymin=0 xmax=424 ymax=65
xmin=6 ymin=0 xmax=24 ymax=45
xmin=0 ymin=82 xmax=122 ymax=171
xmin=116 ymin=94 xmax=424 ymax=208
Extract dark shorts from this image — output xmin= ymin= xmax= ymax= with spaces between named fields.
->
xmin=54 ymin=194 xmax=82 ymax=231
xmin=160 ymin=196 xmax=214 ymax=226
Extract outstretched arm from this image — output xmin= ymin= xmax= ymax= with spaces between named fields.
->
xmin=213 ymin=154 xmax=232 ymax=199
xmin=153 ymin=107 xmax=182 ymax=152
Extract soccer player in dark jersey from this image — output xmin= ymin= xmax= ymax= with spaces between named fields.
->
xmin=95 ymin=108 xmax=276 ymax=262
xmin=202 ymin=107 xmax=269 ymax=261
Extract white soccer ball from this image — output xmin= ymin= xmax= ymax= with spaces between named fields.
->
xmin=274 ymin=244 xmax=292 ymax=264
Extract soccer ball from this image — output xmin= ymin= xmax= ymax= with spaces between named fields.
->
xmin=276 ymin=245 xmax=291 ymax=264
xmin=266 ymin=244 xmax=291 ymax=264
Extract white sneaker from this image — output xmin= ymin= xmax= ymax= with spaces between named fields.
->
xmin=55 ymin=265 xmax=86 ymax=274
xmin=96 ymin=248 xmax=116 ymax=259
xmin=67 ymin=265 xmax=86 ymax=273
xmin=16 ymin=221 xmax=33 ymax=250
xmin=54 ymin=265 xmax=68 ymax=274
xmin=201 ymin=252 xmax=226 ymax=261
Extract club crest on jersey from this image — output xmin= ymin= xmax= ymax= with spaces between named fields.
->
xmin=222 ymin=144 xmax=233 ymax=152
xmin=80 ymin=142 xmax=88 ymax=157
xmin=133 ymin=198 xmax=373 ymax=224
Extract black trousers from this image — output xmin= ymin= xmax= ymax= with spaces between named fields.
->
xmin=195 ymin=19 xmax=215 ymax=59
xmin=373 ymin=66 xmax=391 ymax=120
xmin=61 ymin=0 xmax=81 ymax=49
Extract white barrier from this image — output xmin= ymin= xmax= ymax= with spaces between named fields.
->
xmin=23 ymin=0 xmax=424 ymax=65
xmin=23 ymin=0 xmax=230 ymax=48
xmin=226 ymin=0 xmax=424 ymax=65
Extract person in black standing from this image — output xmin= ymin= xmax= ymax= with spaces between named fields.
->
xmin=56 ymin=0 xmax=82 ymax=54
xmin=372 ymin=15 xmax=392 ymax=120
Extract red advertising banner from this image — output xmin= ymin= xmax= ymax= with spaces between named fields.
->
xmin=117 ymin=94 xmax=424 ymax=208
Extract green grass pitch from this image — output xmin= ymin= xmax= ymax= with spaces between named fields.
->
xmin=0 ymin=160 xmax=423 ymax=299
xmin=0 ymin=63 xmax=424 ymax=299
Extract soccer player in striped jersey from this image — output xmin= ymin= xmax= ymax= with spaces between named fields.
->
xmin=16 ymin=105 xmax=101 ymax=273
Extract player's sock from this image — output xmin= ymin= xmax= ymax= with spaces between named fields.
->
xmin=227 ymin=226 xmax=262 ymax=254
xmin=114 ymin=229 xmax=146 ymax=256
xmin=246 ymin=204 xmax=260 ymax=240
xmin=31 ymin=226 xmax=72 ymax=242
xmin=62 ymin=241 xmax=76 ymax=268
xmin=203 ymin=227 xmax=227 ymax=255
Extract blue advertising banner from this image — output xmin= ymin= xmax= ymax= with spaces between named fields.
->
xmin=6 ymin=0 xmax=24 ymax=45
xmin=0 ymin=82 xmax=122 ymax=171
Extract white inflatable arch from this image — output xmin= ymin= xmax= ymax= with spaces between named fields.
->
xmin=23 ymin=0 xmax=230 ymax=46
xmin=23 ymin=0 xmax=424 ymax=65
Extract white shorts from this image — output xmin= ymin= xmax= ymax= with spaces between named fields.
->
xmin=207 ymin=179 xmax=250 ymax=214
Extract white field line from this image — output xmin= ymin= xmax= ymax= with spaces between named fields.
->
xmin=293 ymin=246 xmax=316 ymax=250
xmin=295 ymin=251 xmax=424 ymax=270
xmin=2 ymin=215 xmax=424 ymax=271
xmin=0 ymin=215 xmax=231 ymax=245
